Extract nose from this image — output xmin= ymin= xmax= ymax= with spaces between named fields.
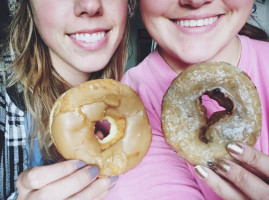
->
xmin=178 ymin=0 xmax=213 ymax=8
xmin=74 ymin=0 xmax=103 ymax=17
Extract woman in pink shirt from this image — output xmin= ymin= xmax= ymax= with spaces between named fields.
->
xmin=107 ymin=0 xmax=269 ymax=199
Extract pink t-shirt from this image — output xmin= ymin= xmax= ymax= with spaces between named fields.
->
xmin=105 ymin=35 xmax=269 ymax=200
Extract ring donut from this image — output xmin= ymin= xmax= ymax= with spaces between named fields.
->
xmin=161 ymin=62 xmax=262 ymax=166
xmin=50 ymin=79 xmax=152 ymax=176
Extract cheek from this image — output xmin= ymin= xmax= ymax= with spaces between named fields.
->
xmin=111 ymin=2 xmax=128 ymax=33
xmin=223 ymin=0 xmax=253 ymax=25
xmin=31 ymin=1 xmax=64 ymax=32
xmin=117 ymin=0 xmax=128 ymax=15
xmin=223 ymin=0 xmax=254 ymax=9
xmin=140 ymin=0 xmax=170 ymax=17
xmin=118 ymin=6 xmax=128 ymax=27
xmin=31 ymin=2 xmax=67 ymax=46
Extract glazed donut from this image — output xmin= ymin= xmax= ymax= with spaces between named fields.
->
xmin=161 ymin=62 xmax=262 ymax=166
xmin=50 ymin=79 xmax=152 ymax=176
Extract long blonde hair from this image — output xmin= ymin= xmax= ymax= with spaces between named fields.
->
xmin=2 ymin=0 xmax=129 ymax=163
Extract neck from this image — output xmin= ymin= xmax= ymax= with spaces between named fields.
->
xmin=158 ymin=47 xmax=190 ymax=74
xmin=211 ymin=36 xmax=241 ymax=67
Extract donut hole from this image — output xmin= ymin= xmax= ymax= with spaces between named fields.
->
xmin=201 ymin=88 xmax=234 ymax=120
xmin=201 ymin=95 xmax=226 ymax=119
xmin=94 ymin=116 xmax=126 ymax=150
xmin=94 ymin=120 xmax=110 ymax=140
xmin=199 ymin=88 xmax=234 ymax=143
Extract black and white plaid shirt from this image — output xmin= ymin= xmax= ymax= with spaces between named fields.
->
xmin=0 ymin=54 xmax=28 ymax=199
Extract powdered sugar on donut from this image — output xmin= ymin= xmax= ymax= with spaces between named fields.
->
xmin=161 ymin=62 xmax=262 ymax=166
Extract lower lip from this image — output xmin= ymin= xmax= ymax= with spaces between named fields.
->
xmin=173 ymin=16 xmax=221 ymax=35
xmin=69 ymin=32 xmax=109 ymax=51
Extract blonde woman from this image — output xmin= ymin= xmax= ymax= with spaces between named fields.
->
xmin=0 ymin=0 xmax=136 ymax=199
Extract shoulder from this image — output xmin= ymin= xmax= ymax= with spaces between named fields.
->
xmin=0 ymin=55 xmax=26 ymax=112
xmin=122 ymin=50 xmax=166 ymax=87
xmin=0 ymin=83 xmax=25 ymax=116
xmin=0 ymin=84 xmax=9 ymax=130
xmin=122 ymin=52 xmax=153 ymax=88
xmin=240 ymin=35 xmax=269 ymax=54
xmin=0 ymin=84 xmax=26 ymax=121
xmin=239 ymin=35 xmax=269 ymax=72
xmin=0 ymin=82 xmax=26 ymax=144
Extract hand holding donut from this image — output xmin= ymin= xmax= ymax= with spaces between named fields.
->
xmin=194 ymin=143 xmax=269 ymax=200
xmin=161 ymin=62 xmax=265 ymax=199
xmin=16 ymin=160 xmax=118 ymax=200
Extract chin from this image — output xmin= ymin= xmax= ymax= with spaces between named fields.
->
xmin=176 ymin=45 xmax=218 ymax=64
xmin=181 ymin=56 xmax=212 ymax=66
xmin=75 ymin=59 xmax=109 ymax=73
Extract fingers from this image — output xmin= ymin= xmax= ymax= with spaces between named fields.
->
xmin=194 ymin=165 xmax=248 ymax=200
xmin=69 ymin=176 xmax=118 ymax=200
xmin=16 ymin=160 xmax=90 ymax=200
xmin=17 ymin=160 xmax=87 ymax=191
xmin=195 ymin=142 xmax=269 ymax=200
xmin=30 ymin=165 xmax=100 ymax=200
xmin=95 ymin=130 xmax=105 ymax=140
xmin=17 ymin=160 xmax=119 ymax=200
xmin=227 ymin=142 xmax=269 ymax=179
xmin=213 ymin=159 xmax=269 ymax=200
xmin=93 ymin=192 xmax=109 ymax=200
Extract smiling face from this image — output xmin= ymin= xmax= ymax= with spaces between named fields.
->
xmin=30 ymin=0 xmax=128 ymax=86
xmin=140 ymin=0 xmax=254 ymax=72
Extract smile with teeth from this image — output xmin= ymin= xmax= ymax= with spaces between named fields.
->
xmin=175 ymin=16 xmax=218 ymax=27
xmin=70 ymin=32 xmax=106 ymax=43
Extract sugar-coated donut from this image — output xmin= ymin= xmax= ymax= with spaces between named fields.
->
xmin=50 ymin=79 xmax=152 ymax=176
xmin=161 ymin=62 xmax=261 ymax=166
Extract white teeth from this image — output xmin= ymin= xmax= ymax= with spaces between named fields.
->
xmin=176 ymin=16 xmax=218 ymax=27
xmin=70 ymin=32 xmax=105 ymax=42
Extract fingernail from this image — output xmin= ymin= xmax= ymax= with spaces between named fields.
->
xmin=76 ymin=161 xmax=87 ymax=170
xmin=108 ymin=176 xmax=119 ymax=185
xmin=194 ymin=165 xmax=208 ymax=179
xmin=227 ymin=142 xmax=243 ymax=155
xmin=88 ymin=166 xmax=99 ymax=179
xmin=215 ymin=160 xmax=231 ymax=173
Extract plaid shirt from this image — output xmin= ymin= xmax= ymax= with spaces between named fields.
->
xmin=0 ymin=54 xmax=28 ymax=199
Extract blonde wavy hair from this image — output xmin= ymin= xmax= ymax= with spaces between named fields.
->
xmin=2 ymin=0 xmax=130 ymax=163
